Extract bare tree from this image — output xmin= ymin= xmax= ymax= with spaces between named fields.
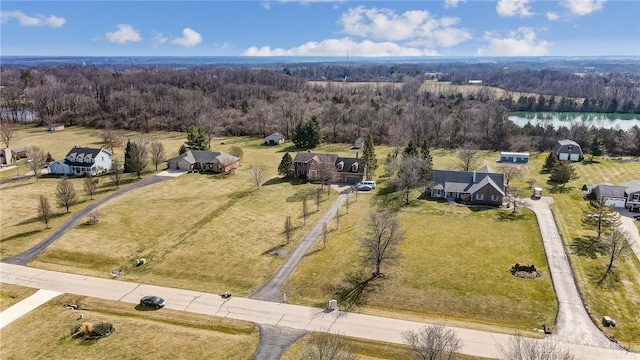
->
xmin=248 ymin=165 xmax=268 ymax=190
xmin=505 ymin=187 xmax=527 ymax=214
xmin=284 ymin=215 xmax=293 ymax=245
xmin=0 ymin=121 xmax=16 ymax=148
xmin=499 ymin=165 xmax=523 ymax=187
xmin=111 ymin=158 xmax=124 ymax=188
xmin=38 ymin=195 xmax=53 ymax=229
xmin=394 ymin=156 xmax=429 ymax=204
xmin=335 ymin=209 xmax=340 ymax=229
xmin=149 ymin=140 xmax=166 ymax=171
xmin=56 ymin=177 xmax=78 ymax=213
xmin=457 ymin=145 xmax=482 ymax=172
xmin=582 ymin=197 xmax=622 ymax=242
xmin=228 ymin=145 xmax=243 ymax=158
xmin=83 ymin=173 xmax=98 ymax=200
xmin=322 ymin=223 xmax=328 ymax=249
xmin=317 ymin=161 xmax=337 ymax=190
xmin=300 ymin=333 xmax=356 ymax=360
xmin=360 ymin=210 xmax=404 ymax=277
xmin=402 ymin=324 xmax=462 ymax=360
xmin=597 ymin=229 xmax=632 ymax=286
xmin=498 ymin=333 xmax=575 ymax=360
xmin=25 ymin=146 xmax=47 ymax=181
xmin=101 ymin=128 xmax=122 ymax=152
xmin=316 ymin=188 xmax=322 ymax=211
xmin=86 ymin=209 xmax=102 ymax=225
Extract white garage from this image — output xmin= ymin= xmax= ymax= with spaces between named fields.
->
xmin=553 ymin=139 xmax=583 ymax=162
xmin=592 ymin=184 xmax=627 ymax=208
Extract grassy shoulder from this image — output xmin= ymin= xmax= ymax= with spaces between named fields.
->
xmin=282 ymin=332 xmax=491 ymax=360
xmin=0 ymin=283 xmax=38 ymax=311
xmin=0 ymin=293 xmax=258 ymax=360
xmin=512 ymin=154 xmax=640 ymax=351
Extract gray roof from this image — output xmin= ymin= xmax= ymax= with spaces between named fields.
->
xmin=594 ymin=184 xmax=627 ymax=199
xmin=64 ymin=147 xmax=110 ymax=167
xmin=265 ymin=132 xmax=285 ymax=141
xmin=553 ymin=139 xmax=581 ymax=153
xmin=293 ymin=152 xmax=338 ymax=165
xmin=168 ymin=150 xmax=239 ymax=165
xmin=336 ymin=156 xmax=361 ymax=173
xmin=432 ymin=169 xmax=504 ymax=195
xmin=620 ymin=179 xmax=640 ymax=194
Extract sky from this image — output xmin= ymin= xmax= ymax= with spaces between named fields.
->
xmin=1 ymin=0 xmax=639 ymax=57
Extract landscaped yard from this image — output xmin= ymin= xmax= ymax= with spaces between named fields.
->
xmin=0 ymin=293 xmax=258 ymax=359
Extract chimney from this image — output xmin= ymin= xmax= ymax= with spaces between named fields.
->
xmin=355 ymin=152 xmax=358 ymax=158
xmin=472 ymin=171 xmax=476 ymax=182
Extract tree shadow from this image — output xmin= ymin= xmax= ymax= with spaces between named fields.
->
xmin=262 ymin=244 xmax=288 ymax=257
xmin=495 ymin=211 xmax=527 ymax=221
xmin=547 ymin=184 xmax=572 ymax=194
xmin=333 ymin=270 xmax=382 ymax=311
xmin=16 ymin=212 xmax=66 ymax=226
xmin=276 ymin=145 xmax=300 ymax=153
xmin=570 ymin=237 xmax=608 ymax=259
xmin=263 ymin=177 xmax=289 ymax=186
xmin=0 ymin=229 xmax=43 ymax=243
xmin=286 ymin=188 xmax=317 ymax=202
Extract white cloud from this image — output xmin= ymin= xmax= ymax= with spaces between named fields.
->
xmin=561 ymin=0 xmax=605 ymax=16
xmin=0 ymin=10 xmax=65 ymax=27
xmin=260 ymin=2 xmax=271 ymax=10
xmin=444 ymin=0 xmax=465 ymax=9
xmin=153 ymin=32 xmax=169 ymax=45
xmin=171 ymin=28 xmax=202 ymax=47
xmin=244 ymin=37 xmax=438 ymax=57
xmin=339 ymin=6 xmax=471 ymax=47
xmin=546 ymin=12 xmax=560 ymax=21
xmin=496 ymin=0 xmax=534 ymax=17
xmin=105 ymin=24 xmax=142 ymax=44
xmin=477 ymin=28 xmax=551 ymax=56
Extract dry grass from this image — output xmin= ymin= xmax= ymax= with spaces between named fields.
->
xmin=26 ymin=136 xmax=359 ymax=295
xmin=0 ymin=283 xmax=37 ymax=311
xmin=284 ymin=161 xmax=556 ymax=333
xmin=509 ymin=154 xmax=640 ymax=350
xmin=0 ymin=294 xmax=258 ymax=360
xmin=282 ymin=332 xmax=490 ymax=360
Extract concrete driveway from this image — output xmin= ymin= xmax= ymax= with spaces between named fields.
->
xmin=615 ymin=208 xmax=640 ymax=261
xmin=1 ymin=263 xmax=636 ymax=360
xmin=526 ymin=197 xmax=612 ymax=347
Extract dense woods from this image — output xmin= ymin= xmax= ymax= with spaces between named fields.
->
xmin=1 ymin=60 xmax=639 ymax=156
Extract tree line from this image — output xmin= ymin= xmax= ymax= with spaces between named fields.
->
xmin=1 ymin=64 xmax=639 ymax=157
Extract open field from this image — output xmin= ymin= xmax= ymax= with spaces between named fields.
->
xmin=509 ymin=154 xmax=640 ymax=350
xmin=0 ymin=283 xmax=37 ymax=311
xmin=282 ymin=332 xmax=490 ymax=360
xmin=0 ymin=293 xmax=258 ymax=359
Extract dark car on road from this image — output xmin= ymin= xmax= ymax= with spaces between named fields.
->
xmin=140 ymin=296 xmax=166 ymax=309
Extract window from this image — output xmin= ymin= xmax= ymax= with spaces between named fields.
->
xmin=491 ymin=195 xmax=499 ymax=201
xmin=567 ymin=146 xmax=573 ymax=151
xmin=475 ymin=194 xmax=484 ymax=201
xmin=351 ymin=163 xmax=359 ymax=172
xmin=633 ymin=194 xmax=640 ymax=201
xmin=337 ymin=162 xmax=344 ymax=171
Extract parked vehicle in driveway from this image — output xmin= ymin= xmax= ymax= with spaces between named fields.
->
xmin=140 ymin=296 xmax=165 ymax=309
xmin=357 ymin=180 xmax=376 ymax=189
xmin=356 ymin=184 xmax=373 ymax=191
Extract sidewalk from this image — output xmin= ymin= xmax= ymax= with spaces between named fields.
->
xmin=0 ymin=289 xmax=62 ymax=329
xmin=1 ymin=263 xmax=635 ymax=360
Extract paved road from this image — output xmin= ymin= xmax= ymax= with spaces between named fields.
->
xmin=616 ymin=209 xmax=640 ymax=261
xmin=251 ymin=189 xmax=349 ymax=302
xmin=252 ymin=325 xmax=306 ymax=360
xmin=2 ymin=170 xmax=185 ymax=265
xmin=1 ymin=263 xmax=634 ymax=360
xmin=526 ymin=197 xmax=612 ymax=347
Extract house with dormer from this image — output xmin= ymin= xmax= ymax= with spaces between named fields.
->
xmin=428 ymin=165 xmax=505 ymax=206
xmin=293 ymin=151 xmax=363 ymax=184
xmin=48 ymin=146 xmax=113 ymax=176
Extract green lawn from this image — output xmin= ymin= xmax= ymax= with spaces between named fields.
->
xmin=0 ymin=294 xmax=258 ymax=360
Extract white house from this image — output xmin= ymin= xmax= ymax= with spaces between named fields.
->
xmin=264 ymin=132 xmax=285 ymax=145
xmin=49 ymin=146 xmax=113 ymax=176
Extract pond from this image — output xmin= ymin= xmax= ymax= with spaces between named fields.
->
xmin=507 ymin=112 xmax=640 ymax=131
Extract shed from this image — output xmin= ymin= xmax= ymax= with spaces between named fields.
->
xmin=353 ymin=137 xmax=365 ymax=149
xmin=553 ymin=139 xmax=583 ymax=162
xmin=500 ymin=152 xmax=529 ymax=164
xmin=48 ymin=123 xmax=65 ymax=132
xmin=264 ymin=132 xmax=285 ymax=145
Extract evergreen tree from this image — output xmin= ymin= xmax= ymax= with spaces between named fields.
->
xmin=292 ymin=116 xmax=322 ymax=149
xmin=124 ymin=140 xmax=133 ymax=173
xmin=550 ymin=161 xmax=579 ymax=187
xmin=186 ymin=125 xmax=209 ymax=151
xmin=403 ymin=140 xmax=419 ymax=158
xmin=278 ymin=152 xmax=295 ymax=178
xmin=542 ymin=152 xmax=559 ymax=173
xmin=178 ymin=144 xmax=188 ymax=155
xmin=588 ymin=136 xmax=606 ymax=162
xmin=361 ymin=134 xmax=378 ymax=180
xmin=419 ymin=139 xmax=433 ymax=164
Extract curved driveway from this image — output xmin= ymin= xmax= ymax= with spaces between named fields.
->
xmin=526 ymin=197 xmax=612 ymax=347
xmin=2 ymin=170 xmax=185 ymax=265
